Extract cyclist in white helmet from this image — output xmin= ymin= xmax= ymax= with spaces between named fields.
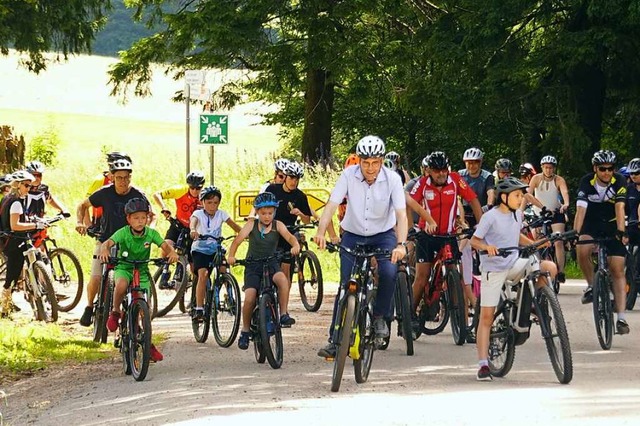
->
xmin=24 ymin=160 xmax=69 ymax=219
xmin=260 ymin=158 xmax=290 ymax=193
xmin=314 ymin=135 xmax=408 ymax=358
xmin=528 ymin=155 xmax=571 ymax=284
xmin=385 ymin=151 xmax=411 ymax=185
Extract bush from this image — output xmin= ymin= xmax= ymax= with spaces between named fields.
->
xmin=27 ymin=124 xmax=61 ymax=166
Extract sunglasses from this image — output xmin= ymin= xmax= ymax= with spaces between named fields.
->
xmin=631 ymin=172 xmax=640 ymax=176
xmin=22 ymin=183 xmax=33 ymax=189
xmin=190 ymin=186 xmax=203 ymax=190
xmin=598 ymin=166 xmax=615 ymax=172
xmin=276 ymin=174 xmax=285 ymax=179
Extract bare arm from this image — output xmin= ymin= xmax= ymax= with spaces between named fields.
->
xmin=573 ymin=206 xmax=586 ymax=233
xmin=276 ymin=220 xmax=301 ymax=255
xmin=558 ymin=176 xmax=571 ymax=213
xmin=313 ymin=200 xmax=339 ymax=250
xmin=225 ymin=218 xmax=242 ymax=234
xmin=469 ymin=197 xmax=483 ymax=223
xmin=9 ymin=212 xmax=39 ymax=232
xmin=76 ymin=198 xmax=93 ymax=235
xmin=227 ymin=220 xmax=253 ymax=264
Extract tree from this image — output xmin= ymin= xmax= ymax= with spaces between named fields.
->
xmin=0 ymin=0 xmax=112 ymax=73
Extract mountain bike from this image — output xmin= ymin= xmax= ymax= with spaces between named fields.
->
xmin=379 ymin=253 xmax=414 ymax=356
xmin=236 ymin=253 xmax=286 ymax=369
xmin=190 ymin=235 xmax=241 ymax=347
xmin=106 ymin=255 xmax=165 ymax=382
xmin=415 ymin=231 xmax=469 ymax=345
xmin=479 ymin=230 xmax=576 ymax=384
xmin=151 ymin=216 xmax=190 ymax=317
xmin=287 ymin=223 xmax=323 ymax=312
xmin=576 ymin=236 xmax=618 ymax=350
xmin=325 ymin=242 xmax=390 ymax=392
xmin=90 ymin=232 xmax=116 ymax=344
xmin=524 ymin=208 xmax=562 ymax=293
xmin=29 ymin=213 xmax=84 ymax=312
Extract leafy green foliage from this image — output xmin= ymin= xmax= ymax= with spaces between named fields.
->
xmin=27 ymin=124 xmax=61 ymax=167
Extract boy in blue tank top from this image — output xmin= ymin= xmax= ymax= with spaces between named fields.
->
xmin=227 ymin=192 xmax=300 ymax=350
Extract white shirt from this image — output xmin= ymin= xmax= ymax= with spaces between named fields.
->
xmin=329 ymin=165 xmax=405 ymax=236
xmin=190 ymin=209 xmax=229 ymax=254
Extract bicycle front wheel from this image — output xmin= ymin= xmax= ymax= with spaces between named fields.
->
xmin=298 ymin=250 xmax=324 ymax=312
xmin=420 ymin=292 xmax=449 ymax=335
xmin=153 ymin=256 xmax=189 ymax=318
xmin=48 ymin=247 xmax=83 ymax=312
xmin=259 ymin=293 xmax=283 ymax=369
xmin=354 ymin=305 xmax=375 ymax=384
xmin=212 ymin=273 xmax=241 ymax=348
xmin=93 ymin=270 xmax=113 ymax=343
xmin=593 ymin=270 xmax=614 ymax=350
xmin=32 ymin=261 xmax=58 ymax=322
xmin=397 ymin=271 xmax=414 ymax=356
xmin=488 ymin=306 xmax=515 ymax=377
xmin=252 ymin=308 xmax=266 ymax=364
xmin=446 ymin=269 xmax=467 ymax=346
xmin=129 ymin=299 xmax=152 ymax=381
xmin=536 ymin=283 xmax=573 ymax=384
xmin=191 ymin=278 xmax=210 ymax=343
xmin=331 ymin=294 xmax=356 ymax=393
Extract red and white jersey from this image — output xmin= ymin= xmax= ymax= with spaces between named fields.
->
xmin=410 ymin=171 xmax=477 ymax=234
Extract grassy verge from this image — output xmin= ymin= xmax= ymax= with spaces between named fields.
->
xmin=0 ymin=320 xmax=113 ymax=378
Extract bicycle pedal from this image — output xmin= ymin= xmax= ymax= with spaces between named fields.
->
xmin=323 ymin=356 xmax=335 ymax=361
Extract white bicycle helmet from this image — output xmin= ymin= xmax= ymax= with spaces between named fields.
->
xmin=284 ymin=161 xmax=304 ymax=178
xmin=383 ymin=158 xmax=396 ymax=170
xmin=463 ymin=147 xmax=484 ymax=161
xmin=109 ymin=159 xmax=133 ymax=173
xmin=540 ymin=155 xmax=557 ymax=166
xmin=385 ymin=151 xmax=400 ymax=162
xmin=12 ymin=170 xmax=36 ymax=182
xmin=274 ymin=158 xmax=290 ymax=172
xmin=592 ymin=150 xmax=616 ymax=166
xmin=356 ymin=135 xmax=385 ymax=158
xmin=26 ymin=161 xmax=45 ymax=174
xmin=628 ymin=158 xmax=640 ymax=174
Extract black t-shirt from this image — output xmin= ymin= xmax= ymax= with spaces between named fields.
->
xmin=89 ymin=185 xmax=148 ymax=242
xmin=26 ymin=184 xmax=51 ymax=218
xmin=627 ymin=183 xmax=640 ymax=223
xmin=264 ymin=183 xmax=311 ymax=228
xmin=576 ymin=172 xmax=626 ymax=232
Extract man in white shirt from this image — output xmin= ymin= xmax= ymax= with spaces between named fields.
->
xmin=314 ymin=135 xmax=408 ymax=358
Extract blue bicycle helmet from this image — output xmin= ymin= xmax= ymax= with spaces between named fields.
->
xmin=253 ymin=192 xmax=279 ymax=208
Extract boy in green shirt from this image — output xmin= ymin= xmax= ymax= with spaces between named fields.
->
xmin=99 ymin=198 xmax=178 ymax=362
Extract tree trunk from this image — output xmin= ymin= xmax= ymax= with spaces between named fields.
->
xmin=302 ymin=68 xmax=334 ymax=164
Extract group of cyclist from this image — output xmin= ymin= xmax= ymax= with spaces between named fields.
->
xmin=2 ymin=138 xmax=639 ymax=383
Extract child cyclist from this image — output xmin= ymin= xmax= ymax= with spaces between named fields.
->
xmin=189 ymin=186 xmax=242 ymax=321
xmin=470 ymin=177 xmax=557 ymax=381
xmin=99 ymin=198 xmax=179 ymax=362
xmin=227 ymin=192 xmax=300 ymax=350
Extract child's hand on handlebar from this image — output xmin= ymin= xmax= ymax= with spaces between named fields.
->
xmin=227 ymin=256 xmax=236 ymax=266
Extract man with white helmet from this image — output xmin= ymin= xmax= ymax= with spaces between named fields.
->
xmin=528 ymin=155 xmax=571 ymax=284
xmin=75 ymin=158 xmax=155 ymax=327
xmin=385 ymin=151 xmax=411 ymax=185
xmin=314 ymin=135 xmax=408 ymax=358
xmin=260 ymin=158 xmax=290 ymax=193
xmin=574 ymin=150 xmax=629 ymax=334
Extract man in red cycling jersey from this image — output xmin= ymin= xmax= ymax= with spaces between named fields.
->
xmin=409 ymin=151 xmax=482 ymax=332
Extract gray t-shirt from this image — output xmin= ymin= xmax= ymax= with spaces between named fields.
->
xmin=474 ymin=207 xmax=523 ymax=272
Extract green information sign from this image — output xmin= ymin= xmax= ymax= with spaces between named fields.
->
xmin=199 ymin=114 xmax=228 ymax=144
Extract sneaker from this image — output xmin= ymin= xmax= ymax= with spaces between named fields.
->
xmin=79 ymin=306 xmax=94 ymax=327
xmin=317 ymin=342 xmax=337 ymax=358
xmin=616 ymin=319 xmax=630 ymax=335
xmin=193 ymin=308 xmax=204 ymax=322
xmin=150 ymin=344 xmax=164 ymax=362
xmin=373 ymin=317 xmax=389 ymax=339
xmin=106 ymin=311 xmax=121 ymax=332
xmin=477 ymin=365 xmax=492 ymax=381
xmin=581 ymin=287 xmax=593 ymax=304
xmin=557 ymin=272 xmax=566 ymax=283
xmin=280 ymin=313 xmax=296 ymax=328
xmin=466 ymin=328 xmax=477 ymax=344
xmin=238 ymin=331 xmax=250 ymax=350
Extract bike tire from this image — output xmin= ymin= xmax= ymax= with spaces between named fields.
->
xmin=354 ymin=306 xmax=375 ymax=384
xmin=447 ymin=269 xmax=467 ymax=345
xmin=93 ymin=270 xmax=113 ymax=343
xmin=32 ymin=261 xmax=58 ymax=323
xmin=212 ymin=273 xmax=242 ymax=348
xmin=331 ymin=294 xmax=355 ymax=392
xmin=421 ymin=292 xmax=449 ymax=335
xmin=120 ymin=312 xmax=132 ymax=375
xmin=152 ymin=256 xmax=189 ymax=318
xmin=191 ymin=278 xmax=210 ymax=343
xmin=259 ymin=293 xmax=283 ymax=369
xmin=625 ymin=249 xmax=638 ymax=310
xmin=252 ymin=309 xmax=266 ymax=364
xmin=129 ymin=299 xmax=152 ymax=381
xmin=488 ymin=305 xmax=516 ymax=377
xmin=48 ymin=247 xmax=84 ymax=312
xmin=536 ymin=283 xmax=573 ymax=384
xmin=298 ymin=250 xmax=324 ymax=312
xmin=397 ymin=271 xmax=414 ymax=356
xmin=592 ymin=270 xmax=613 ymax=350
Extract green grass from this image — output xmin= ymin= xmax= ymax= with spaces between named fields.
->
xmin=0 ymin=319 xmax=113 ymax=375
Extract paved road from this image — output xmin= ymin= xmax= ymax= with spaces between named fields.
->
xmin=6 ymin=279 xmax=640 ymax=425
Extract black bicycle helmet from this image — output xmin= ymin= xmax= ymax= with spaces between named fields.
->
xmin=495 ymin=177 xmax=528 ymax=217
xmin=106 ymin=151 xmax=132 ymax=164
xmin=495 ymin=158 xmax=513 ymax=172
xmin=199 ymin=186 xmax=222 ymax=201
xmin=426 ymin=151 xmax=449 ymax=170
xmin=124 ymin=197 xmax=150 ymax=215
xmin=253 ymin=192 xmax=279 ymax=208
xmin=186 ymin=170 xmax=206 ymax=188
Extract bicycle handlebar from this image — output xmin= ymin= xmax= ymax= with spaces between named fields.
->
xmin=287 ymin=222 xmax=318 ymax=233
xmin=326 ymin=242 xmax=392 ymax=259
xmin=197 ymin=234 xmax=234 ymax=242
xmin=93 ymin=255 xmax=167 ymax=267
xmin=479 ymin=230 xmax=578 ymax=257
xmin=234 ymin=252 xmax=286 ymax=266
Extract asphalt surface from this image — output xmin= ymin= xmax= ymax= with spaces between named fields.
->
xmin=5 ymin=279 xmax=640 ymax=425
